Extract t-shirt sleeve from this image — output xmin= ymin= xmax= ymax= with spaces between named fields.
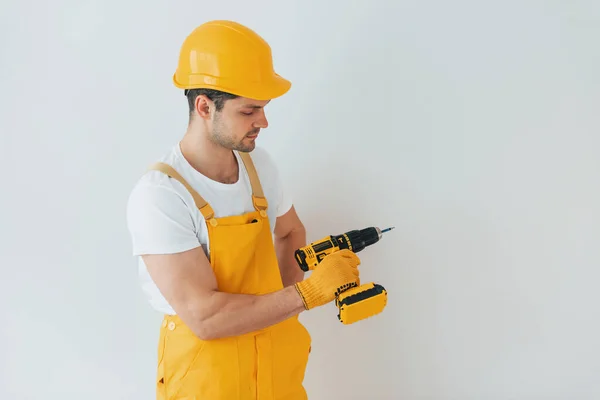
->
xmin=126 ymin=182 xmax=201 ymax=256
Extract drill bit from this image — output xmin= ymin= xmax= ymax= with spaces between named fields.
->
xmin=380 ymin=227 xmax=395 ymax=234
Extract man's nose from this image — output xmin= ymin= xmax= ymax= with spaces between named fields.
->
xmin=254 ymin=111 xmax=268 ymax=128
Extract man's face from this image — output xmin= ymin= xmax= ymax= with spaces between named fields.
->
xmin=209 ymin=97 xmax=270 ymax=152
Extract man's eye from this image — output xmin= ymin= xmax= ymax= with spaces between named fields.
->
xmin=241 ymin=111 xmax=253 ymax=115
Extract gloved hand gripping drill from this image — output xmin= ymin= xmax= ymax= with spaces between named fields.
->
xmin=293 ymin=227 xmax=393 ymax=324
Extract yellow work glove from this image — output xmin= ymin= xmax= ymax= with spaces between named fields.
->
xmin=294 ymin=249 xmax=361 ymax=310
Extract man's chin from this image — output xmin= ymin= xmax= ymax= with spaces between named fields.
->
xmin=234 ymin=142 xmax=255 ymax=153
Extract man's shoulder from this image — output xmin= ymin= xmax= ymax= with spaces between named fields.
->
xmin=126 ymin=145 xmax=201 ymax=256
xmin=127 ymin=145 xmax=190 ymax=208
xmin=131 ymin=146 xmax=180 ymax=189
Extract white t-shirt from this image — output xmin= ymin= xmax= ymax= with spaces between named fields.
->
xmin=126 ymin=143 xmax=293 ymax=315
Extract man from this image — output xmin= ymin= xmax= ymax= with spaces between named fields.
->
xmin=126 ymin=20 xmax=361 ymax=399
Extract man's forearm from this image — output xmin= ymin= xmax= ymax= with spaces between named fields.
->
xmin=188 ymin=285 xmax=306 ymax=340
xmin=275 ymin=228 xmax=307 ymax=287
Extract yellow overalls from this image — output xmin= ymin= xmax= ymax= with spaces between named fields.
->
xmin=148 ymin=152 xmax=312 ymax=400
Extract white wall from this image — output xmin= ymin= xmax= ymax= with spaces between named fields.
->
xmin=2 ymin=0 xmax=599 ymax=399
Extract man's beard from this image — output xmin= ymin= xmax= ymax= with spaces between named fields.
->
xmin=211 ymin=124 xmax=258 ymax=153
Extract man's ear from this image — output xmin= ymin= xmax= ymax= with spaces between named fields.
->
xmin=195 ymin=95 xmax=213 ymax=120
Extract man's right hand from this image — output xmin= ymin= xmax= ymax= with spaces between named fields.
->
xmin=294 ymin=249 xmax=361 ymax=310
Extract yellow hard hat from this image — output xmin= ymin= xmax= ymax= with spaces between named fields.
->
xmin=173 ymin=20 xmax=290 ymax=100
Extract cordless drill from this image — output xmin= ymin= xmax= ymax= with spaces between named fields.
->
xmin=295 ymin=226 xmax=393 ymax=324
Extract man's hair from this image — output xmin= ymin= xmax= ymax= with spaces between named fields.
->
xmin=185 ymin=88 xmax=238 ymax=115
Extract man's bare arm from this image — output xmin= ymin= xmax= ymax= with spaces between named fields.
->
xmin=274 ymin=205 xmax=307 ymax=287
xmin=143 ymin=247 xmax=305 ymax=341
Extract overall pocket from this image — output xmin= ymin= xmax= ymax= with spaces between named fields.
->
xmin=161 ymin=318 xmax=206 ymax=398
xmin=170 ymin=336 xmax=243 ymax=400
xmin=208 ymin=218 xmax=266 ymax=294
xmin=270 ymin=317 xmax=312 ymax=398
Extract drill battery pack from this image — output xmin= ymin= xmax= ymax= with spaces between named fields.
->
xmin=336 ymin=282 xmax=387 ymax=325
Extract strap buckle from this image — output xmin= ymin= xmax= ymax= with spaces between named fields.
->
xmin=252 ymin=196 xmax=268 ymax=211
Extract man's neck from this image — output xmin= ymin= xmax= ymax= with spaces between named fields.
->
xmin=179 ymin=132 xmax=239 ymax=184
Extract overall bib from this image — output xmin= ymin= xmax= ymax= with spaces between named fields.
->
xmin=148 ymin=152 xmax=312 ymax=400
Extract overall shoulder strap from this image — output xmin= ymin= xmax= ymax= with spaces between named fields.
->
xmin=147 ymin=162 xmax=215 ymax=220
xmin=238 ymin=152 xmax=268 ymax=212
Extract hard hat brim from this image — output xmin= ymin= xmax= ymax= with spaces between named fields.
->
xmin=172 ymin=72 xmax=291 ymax=101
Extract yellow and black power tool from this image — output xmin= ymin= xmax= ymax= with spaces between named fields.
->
xmin=295 ymin=226 xmax=393 ymax=325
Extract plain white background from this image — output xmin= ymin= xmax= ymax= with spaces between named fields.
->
xmin=1 ymin=0 xmax=599 ymax=399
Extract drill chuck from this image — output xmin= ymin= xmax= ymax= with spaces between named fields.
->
xmin=343 ymin=227 xmax=382 ymax=252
